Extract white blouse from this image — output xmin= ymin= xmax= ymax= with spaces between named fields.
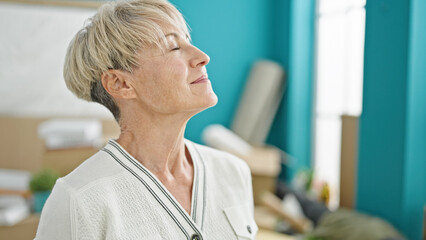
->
xmin=35 ymin=139 xmax=258 ymax=240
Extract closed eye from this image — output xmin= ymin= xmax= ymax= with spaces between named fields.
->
xmin=171 ymin=46 xmax=181 ymax=51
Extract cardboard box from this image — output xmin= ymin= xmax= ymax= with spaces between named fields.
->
xmin=0 ymin=116 xmax=120 ymax=174
xmin=40 ymin=119 xmax=120 ymax=176
xmin=339 ymin=115 xmax=359 ymax=209
xmin=0 ymin=214 xmax=39 ymax=240
xmin=0 ymin=117 xmax=46 ymax=173
xmin=42 ymin=147 xmax=99 ymax=176
xmin=231 ymin=146 xmax=281 ymax=205
xmin=40 ymin=118 xmax=120 ymax=176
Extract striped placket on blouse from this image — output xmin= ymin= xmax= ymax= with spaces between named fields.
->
xmin=185 ymin=140 xmax=207 ymax=230
xmin=102 ymin=139 xmax=206 ymax=240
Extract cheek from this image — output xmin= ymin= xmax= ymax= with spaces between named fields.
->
xmin=167 ymin=62 xmax=188 ymax=82
xmin=144 ymin=64 xmax=189 ymax=106
xmin=163 ymin=62 xmax=189 ymax=95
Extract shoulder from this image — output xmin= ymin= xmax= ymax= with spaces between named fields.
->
xmin=59 ymin=149 xmax=127 ymax=192
xmin=35 ymin=149 xmax=124 ymax=240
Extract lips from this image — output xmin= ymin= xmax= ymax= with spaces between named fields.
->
xmin=191 ymin=74 xmax=209 ymax=84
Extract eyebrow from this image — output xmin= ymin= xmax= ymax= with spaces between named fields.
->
xmin=165 ymin=32 xmax=179 ymax=38
xmin=164 ymin=32 xmax=190 ymax=40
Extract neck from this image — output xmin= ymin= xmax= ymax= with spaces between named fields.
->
xmin=116 ymin=110 xmax=191 ymax=176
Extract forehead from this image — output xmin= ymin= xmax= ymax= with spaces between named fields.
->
xmin=163 ymin=32 xmax=190 ymax=43
xmin=161 ymin=22 xmax=190 ymax=40
xmin=152 ymin=23 xmax=190 ymax=49
xmin=134 ymin=28 xmax=184 ymax=59
xmin=133 ymin=13 xmax=190 ymax=58
xmin=131 ymin=2 xmax=191 ymax=51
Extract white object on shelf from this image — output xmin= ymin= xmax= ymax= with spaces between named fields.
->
xmin=202 ymin=124 xmax=252 ymax=155
xmin=38 ymin=118 xmax=102 ymax=149
xmin=0 ymin=196 xmax=30 ymax=226
xmin=0 ymin=169 xmax=31 ymax=191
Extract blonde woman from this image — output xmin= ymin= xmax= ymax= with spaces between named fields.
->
xmin=35 ymin=0 xmax=257 ymax=239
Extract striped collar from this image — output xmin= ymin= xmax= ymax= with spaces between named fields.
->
xmin=101 ymin=139 xmax=206 ymax=240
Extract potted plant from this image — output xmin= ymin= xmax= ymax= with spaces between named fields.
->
xmin=29 ymin=168 xmax=59 ymax=213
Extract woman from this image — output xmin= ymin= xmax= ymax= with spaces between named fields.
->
xmin=35 ymin=0 xmax=257 ymax=239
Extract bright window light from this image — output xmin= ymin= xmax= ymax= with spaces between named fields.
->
xmin=313 ymin=0 xmax=365 ymax=209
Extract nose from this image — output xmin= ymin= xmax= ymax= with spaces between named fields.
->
xmin=190 ymin=46 xmax=210 ymax=68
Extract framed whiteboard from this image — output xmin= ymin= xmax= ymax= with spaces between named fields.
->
xmin=0 ymin=1 xmax=112 ymax=119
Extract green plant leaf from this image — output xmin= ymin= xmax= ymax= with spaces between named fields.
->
xmin=29 ymin=168 xmax=60 ymax=192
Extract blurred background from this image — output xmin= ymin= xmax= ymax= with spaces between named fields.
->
xmin=0 ymin=0 xmax=425 ymax=239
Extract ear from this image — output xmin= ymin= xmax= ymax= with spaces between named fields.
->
xmin=101 ymin=70 xmax=136 ymax=99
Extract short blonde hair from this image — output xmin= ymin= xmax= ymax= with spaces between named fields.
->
xmin=64 ymin=0 xmax=190 ymax=121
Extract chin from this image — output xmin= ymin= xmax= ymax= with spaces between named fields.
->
xmin=205 ymin=91 xmax=218 ymax=108
xmin=190 ymin=93 xmax=218 ymax=115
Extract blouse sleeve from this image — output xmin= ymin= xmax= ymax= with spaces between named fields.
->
xmin=34 ymin=178 xmax=73 ymax=240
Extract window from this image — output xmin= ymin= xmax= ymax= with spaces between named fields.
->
xmin=313 ymin=0 xmax=366 ymax=209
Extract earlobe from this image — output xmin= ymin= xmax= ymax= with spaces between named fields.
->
xmin=101 ymin=70 xmax=136 ymax=99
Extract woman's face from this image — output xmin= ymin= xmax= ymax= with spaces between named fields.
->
xmin=128 ymin=26 xmax=218 ymax=116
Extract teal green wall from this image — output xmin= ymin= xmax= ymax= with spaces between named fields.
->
xmin=357 ymin=0 xmax=426 ymax=239
xmin=269 ymin=0 xmax=316 ymax=179
xmin=403 ymin=0 xmax=426 ymax=238
xmin=267 ymin=0 xmax=291 ymax=176
xmin=357 ymin=0 xmax=410 ymax=225
xmin=266 ymin=0 xmax=316 ymax=180
xmin=282 ymin=0 xmax=315 ymax=179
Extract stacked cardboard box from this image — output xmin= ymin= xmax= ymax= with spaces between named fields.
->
xmin=42 ymin=147 xmax=99 ymax=176
xmin=230 ymin=146 xmax=281 ymax=205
